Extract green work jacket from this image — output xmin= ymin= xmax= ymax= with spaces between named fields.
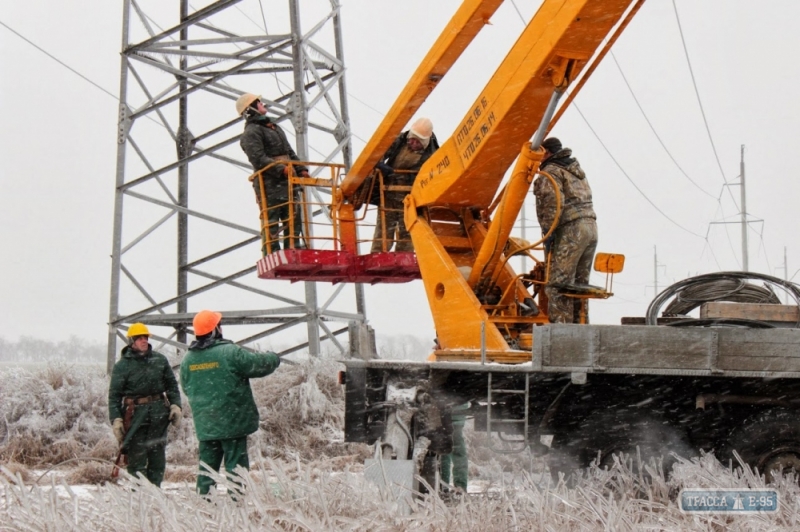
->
xmin=180 ymin=338 xmax=280 ymax=441
xmin=108 ymin=345 xmax=181 ymax=422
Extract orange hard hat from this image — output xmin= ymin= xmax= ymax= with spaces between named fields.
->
xmin=193 ymin=310 xmax=222 ymax=336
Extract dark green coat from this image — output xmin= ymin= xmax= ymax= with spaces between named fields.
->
xmin=180 ymin=338 xmax=280 ymax=441
xmin=108 ymin=345 xmax=181 ymax=450
xmin=240 ymin=115 xmax=308 ymax=202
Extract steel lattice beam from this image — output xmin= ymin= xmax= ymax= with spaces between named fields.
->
xmin=107 ymin=0 xmax=364 ymax=373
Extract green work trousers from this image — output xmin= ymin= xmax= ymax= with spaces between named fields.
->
xmin=197 ymin=436 xmax=250 ymax=495
xmin=124 ymin=413 xmax=169 ymax=487
xmin=440 ymin=423 xmax=467 ymax=490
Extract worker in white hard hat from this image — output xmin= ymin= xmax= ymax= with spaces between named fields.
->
xmin=370 ymin=117 xmax=439 ymax=253
xmin=236 ymin=93 xmax=309 ymax=254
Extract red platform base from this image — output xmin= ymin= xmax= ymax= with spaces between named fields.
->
xmin=256 ymin=250 xmax=421 ymax=284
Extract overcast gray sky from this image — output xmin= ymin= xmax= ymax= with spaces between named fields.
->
xmin=2 ymin=0 xmax=799 ymax=347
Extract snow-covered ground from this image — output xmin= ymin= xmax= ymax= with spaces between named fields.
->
xmin=4 ymin=359 xmax=800 ymax=530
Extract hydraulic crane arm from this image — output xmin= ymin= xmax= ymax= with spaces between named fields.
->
xmin=403 ymin=0 xmax=643 ymax=358
xmin=340 ymin=0 xmax=504 ymax=197
xmin=410 ymin=0 xmax=640 ymax=209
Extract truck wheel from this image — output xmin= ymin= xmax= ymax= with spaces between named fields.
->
xmin=728 ymin=409 xmax=800 ymax=484
xmin=582 ymin=415 xmax=688 ymax=477
xmin=549 ymin=414 xmax=689 ymax=481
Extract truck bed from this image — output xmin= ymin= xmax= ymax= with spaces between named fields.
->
xmin=344 ymin=324 xmax=800 ymax=379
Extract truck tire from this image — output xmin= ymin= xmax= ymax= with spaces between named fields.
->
xmin=549 ymin=413 xmax=689 ymax=480
xmin=727 ymin=409 xmax=800 ymax=484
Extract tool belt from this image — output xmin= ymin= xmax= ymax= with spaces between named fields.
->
xmin=124 ymin=393 xmax=166 ymax=406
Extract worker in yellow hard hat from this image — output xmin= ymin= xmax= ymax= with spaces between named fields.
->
xmin=370 ymin=117 xmax=439 ymax=253
xmin=179 ymin=310 xmax=281 ymax=497
xmin=237 ymin=93 xmax=310 ymax=255
xmin=108 ymin=323 xmax=182 ymax=487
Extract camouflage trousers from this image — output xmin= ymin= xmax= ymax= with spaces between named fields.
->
xmin=544 ymin=218 xmax=598 ymax=323
xmin=371 ymin=193 xmax=413 ymax=252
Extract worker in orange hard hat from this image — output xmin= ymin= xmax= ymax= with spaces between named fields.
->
xmin=179 ymin=310 xmax=281 ymax=497
xmin=108 ymin=323 xmax=182 ymax=487
xmin=370 ymin=117 xmax=439 ymax=253
xmin=237 ymin=93 xmax=309 ymax=255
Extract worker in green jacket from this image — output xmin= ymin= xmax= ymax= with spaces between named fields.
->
xmin=441 ymin=402 xmax=469 ymax=492
xmin=180 ymin=310 xmax=281 ymax=496
xmin=108 ymin=323 xmax=183 ymax=487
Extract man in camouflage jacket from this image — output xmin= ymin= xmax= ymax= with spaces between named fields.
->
xmin=239 ymin=94 xmax=309 ymax=254
xmin=533 ymin=137 xmax=598 ymax=323
xmin=108 ymin=325 xmax=182 ymax=486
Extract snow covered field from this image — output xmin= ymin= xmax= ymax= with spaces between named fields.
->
xmin=3 ymin=358 xmax=800 ymax=530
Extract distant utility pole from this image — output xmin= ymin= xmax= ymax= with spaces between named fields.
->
xmin=708 ymin=144 xmax=762 ymax=273
xmin=648 ymin=245 xmax=666 ymax=298
xmin=775 ymin=246 xmax=789 ymax=304
xmin=654 ymin=246 xmax=658 ymax=296
xmin=740 ymin=145 xmax=748 ymax=271
xmin=785 ymin=247 xmax=789 ymax=304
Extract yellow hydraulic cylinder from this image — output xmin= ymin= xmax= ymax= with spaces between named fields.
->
xmin=467 ymin=143 xmax=544 ymax=289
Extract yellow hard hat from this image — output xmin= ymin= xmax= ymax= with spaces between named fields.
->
xmin=235 ymin=93 xmax=261 ymax=116
xmin=127 ymin=323 xmax=150 ymax=338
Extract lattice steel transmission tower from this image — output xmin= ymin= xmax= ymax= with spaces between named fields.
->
xmin=107 ymin=0 xmax=365 ymax=372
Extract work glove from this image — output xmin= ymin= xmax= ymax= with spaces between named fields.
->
xmin=299 ymin=170 xmax=310 ymax=177
xmin=169 ymin=404 xmax=183 ymax=428
xmin=375 ymin=162 xmax=393 ymax=176
xmin=112 ymin=418 xmax=125 ymax=444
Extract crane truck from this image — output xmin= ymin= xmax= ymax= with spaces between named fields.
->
xmin=251 ymin=0 xmax=800 ymax=490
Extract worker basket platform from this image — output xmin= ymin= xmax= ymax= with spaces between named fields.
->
xmin=249 ymin=161 xmax=421 ymax=284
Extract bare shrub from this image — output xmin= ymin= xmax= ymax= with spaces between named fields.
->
xmin=65 ymin=462 xmax=113 ymax=485
xmin=251 ymin=356 xmax=370 ymax=462
xmin=164 ymin=465 xmax=196 ymax=483
xmin=0 ymin=462 xmax=30 ymax=482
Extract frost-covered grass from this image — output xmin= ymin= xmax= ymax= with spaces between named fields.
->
xmin=0 ymin=358 xmax=368 ymax=477
xmin=4 ymin=453 xmax=800 ymax=530
xmin=4 ymin=359 xmax=800 ymax=530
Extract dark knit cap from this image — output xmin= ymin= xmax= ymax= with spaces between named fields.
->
xmin=542 ymin=137 xmax=562 ymax=153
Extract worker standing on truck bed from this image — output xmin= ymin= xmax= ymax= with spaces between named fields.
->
xmin=534 ymin=137 xmax=598 ymax=323
xmin=237 ymin=93 xmax=310 ymax=254
xmin=180 ymin=310 xmax=281 ymax=496
xmin=108 ymin=323 xmax=183 ymax=487
xmin=371 ymin=117 xmax=439 ymax=252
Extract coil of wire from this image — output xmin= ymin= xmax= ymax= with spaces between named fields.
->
xmin=645 ymin=271 xmax=800 ymax=328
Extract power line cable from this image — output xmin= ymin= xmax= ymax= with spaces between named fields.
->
xmin=0 ymin=19 xmax=117 ymax=101
xmin=574 ymin=104 xmax=705 ymax=239
xmin=671 ymin=0 xmax=736 ymax=203
xmin=707 ymin=200 xmax=742 ymax=269
xmin=506 ymin=2 xmax=716 ymax=254
xmin=610 ymin=52 xmax=716 ymax=198
xmin=509 ymin=0 xmax=526 ymax=22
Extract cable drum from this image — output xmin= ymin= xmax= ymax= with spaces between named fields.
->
xmin=645 ymin=272 xmax=800 ymax=328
